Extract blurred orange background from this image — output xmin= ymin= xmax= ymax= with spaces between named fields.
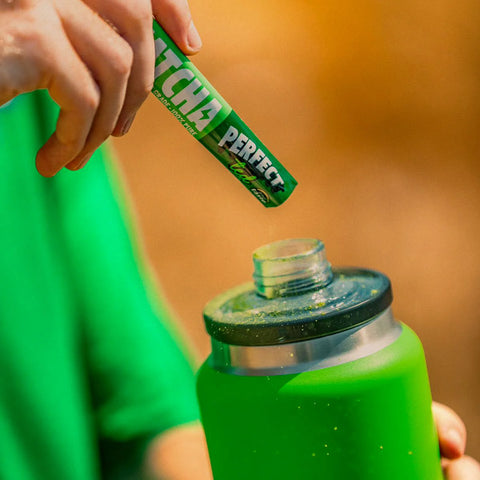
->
xmin=114 ymin=0 xmax=480 ymax=458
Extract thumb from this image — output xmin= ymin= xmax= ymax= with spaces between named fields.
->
xmin=152 ymin=0 xmax=202 ymax=55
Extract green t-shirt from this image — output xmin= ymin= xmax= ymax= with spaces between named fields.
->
xmin=0 ymin=92 xmax=199 ymax=480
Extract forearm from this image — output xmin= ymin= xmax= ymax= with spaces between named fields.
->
xmin=143 ymin=422 xmax=213 ymax=480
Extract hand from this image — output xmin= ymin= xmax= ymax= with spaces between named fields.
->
xmin=0 ymin=0 xmax=202 ymax=176
xmin=433 ymin=402 xmax=480 ymax=479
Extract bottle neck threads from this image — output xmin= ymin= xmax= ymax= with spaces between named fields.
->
xmin=252 ymin=239 xmax=333 ymax=299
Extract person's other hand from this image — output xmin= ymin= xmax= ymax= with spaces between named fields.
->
xmin=433 ymin=402 xmax=480 ymax=479
xmin=0 ymin=0 xmax=201 ymax=176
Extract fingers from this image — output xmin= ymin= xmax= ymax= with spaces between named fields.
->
xmin=82 ymin=0 xmax=203 ymax=143
xmin=37 ymin=0 xmax=134 ymax=175
xmin=2 ymin=0 xmax=202 ymax=176
xmin=55 ymin=0 xmax=135 ymax=170
xmin=35 ymin=19 xmax=100 ymax=176
xmin=152 ymin=0 xmax=202 ymax=55
xmin=444 ymin=456 xmax=480 ymax=480
xmin=81 ymin=0 xmax=155 ymax=137
xmin=432 ymin=402 xmax=467 ymax=460
xmin=0 ymin=1 xmax=101 ymax=176
xmin=43 ymin=0 xmax=202 ymax=175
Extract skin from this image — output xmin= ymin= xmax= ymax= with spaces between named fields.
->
xmin=0 ymin=0 xmax=202 ymax=176
xmin=0 ymin=3 xmax=478 ymax=479
xmin=433 ymin=402 xmax=480 ymax=480
xmin=145 ymin=421 xmax=213 ymax=480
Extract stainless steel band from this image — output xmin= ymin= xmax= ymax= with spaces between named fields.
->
xmin=209 ymin=308 xmax=402 ymax=376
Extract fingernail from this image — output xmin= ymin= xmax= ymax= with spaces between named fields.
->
xmin=187 ymin=21 xmax=202 ymax=52
xmin=446 ymin=429 xmax=464 ymax=453
xmin=121 ymin=115 xmax=135 ymax=136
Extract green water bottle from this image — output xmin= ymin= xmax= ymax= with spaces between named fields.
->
xmin=196 ymin=239 xmax=442 ymax=479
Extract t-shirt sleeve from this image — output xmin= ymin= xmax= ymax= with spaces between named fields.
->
xmin=52 ymin=142 xmax=200 ymax=477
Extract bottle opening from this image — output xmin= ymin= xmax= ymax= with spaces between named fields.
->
xmin=254 ymin=238 xmax=320 ymax=260
xmin=252 ymin=239 xmax=333 ymax=299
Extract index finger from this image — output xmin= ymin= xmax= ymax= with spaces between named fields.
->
xmin=432 ymin=402 xmax=467 ymax=460
xmin=36 ymin=34 xmax=99 ymax=176
xmin=83 ymin=0 xmax=155 ymax=137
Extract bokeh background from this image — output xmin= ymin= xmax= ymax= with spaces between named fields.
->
xmin=114 ymin=0 xmax=480 ymax=458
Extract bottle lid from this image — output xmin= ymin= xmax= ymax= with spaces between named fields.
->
xmin=203 ymin=239 xmax=393 ymax=346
